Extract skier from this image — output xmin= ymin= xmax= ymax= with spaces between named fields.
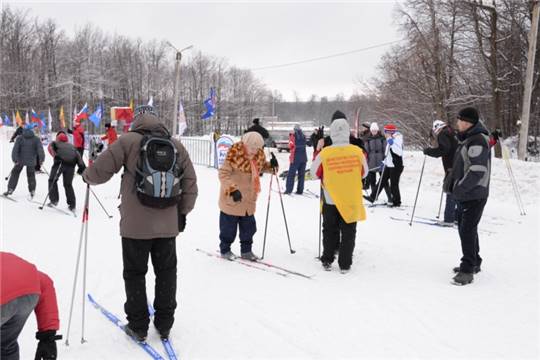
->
xmin=47 ymin=131 xmax=86 ymax=212
xmin=3 ymin=124 xmax=45 ymax=199
xmin=369 ymin=124 xmax=404 ymax=207
xmin=101 ymin=122 xmax=118 ymax=146
xmin=445 ymin=107 xmax=491 ymax=286
xmin=9 ymin=125 xmax=23 ymax=143
xmin=83 ymin=105 xmax=198 ymax=341
xmin=218 ymin=131 xmax=278 ymax=260
xmin=68 ymin=119 xmax=85 ymax=158
xmin=310 ymin=117 xmax=368 ymax=273
xmin=245 ymin=118 xmax=269 ymax=140
xmin=284 ymin=124 xmax=307 ymax=195
xmin=364 ymin=122 xmax=390 ymax=201
xmin=1 ymin=251 xmax=61 ymax=360
xmin=423 ymin=120 xmax=458 ymax=226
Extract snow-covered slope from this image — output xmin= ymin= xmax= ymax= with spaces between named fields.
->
xmin=1 ymin=128 xmax=539 ymax=359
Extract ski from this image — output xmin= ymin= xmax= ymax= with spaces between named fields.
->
xmin=238 ymin=257 xmax=314 ymax=280
xmin=87 ymin=294 xmax=165 ymax=360
xmin=367 ymin=201 xmax=407 ymax=210
xmin=390 ymin=216 xmax=452 ymax=227
xmin=195 ymin=248 xmax=288 ymax=277
xmin=147 ymin=304 xmax=179 ymax=360
xmin=30 ymin=200 xmax=73 ymax=216
xmin=0 ymin=194 xmax=17 ymax=202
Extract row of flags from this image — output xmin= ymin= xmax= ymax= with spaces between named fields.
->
xmin=0 ymin=88 xmax=218 ymax=136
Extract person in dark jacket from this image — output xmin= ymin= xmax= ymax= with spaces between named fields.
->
xmin=364 ymin=122 xmax=390 ymax=200
xmin=3 ymin=124 xmax=45 ymax=199
xmin=423 ymin=120 xmax=459 ymax=225
xmin=1 ymin=252 xmax=61 ymax=360
xmin=47 ymin=131 xmax=86 ymax=211
xmin=9 ymin=125 xmax=23 ymax=143
xmin=284 ymin=125 xmax=308 ymax=194
xmin=445 ymin=107 xmax=491 ymax=286
xmin=245 ymin=118 xmax=269 ymax=140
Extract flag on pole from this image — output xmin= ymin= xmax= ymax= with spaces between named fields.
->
xmin=177 ymin=99 xmax=187 ymax=136
xmin=201 ymin=87 xmax=216 ymax=120
xmin=16 ymin=111 xmax=23 ymax=126
xmin=89 ymin=105 xmax=103 ymax=127
xmin=3 ymin=113 xmax=12 ymax=126
xmin=147 ymin=96 xmax=153 ymax=107
xmin=25 ymin=111 xmax=29 ymax=125
xmin=74 ymin=103 xmax=89 ymax=122
xmin=31 ymin=109 xmax=41 ymax=126
xmin=129 ymin=98 xmax=134 ymax=111
xmin=59 ymin=106 xmax=66 ymax=128
xmin=48 ymin=107 xmax=53 ymax=133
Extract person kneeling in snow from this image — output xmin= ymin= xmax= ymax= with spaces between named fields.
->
xmin=218 ymin=132 xmax=278 ymax=261
xmin=1 ymin=252 xmax=61 ymax=360
xmin=311 ymin=116 xmax=368 ymax=273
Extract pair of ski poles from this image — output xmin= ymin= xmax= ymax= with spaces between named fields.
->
xmin=261 ymin=154 xmax=295 ymax=260
xmin=502 ymin=145 xmax=526 ymax=215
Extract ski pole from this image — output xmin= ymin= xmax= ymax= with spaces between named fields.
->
xmin=373 ymin=145 xmax=390 ymax=203
xmin=80 ymin=185 xmax=90 ymax=343
xmin=4 ymin=169 xmax=12 ymax=181
xmin=261 ymin=171 xmax=274 ymax=260
xmin=90 ymin=188 xmax=113 ymax=218
xmin=39 ymin=163 xmax=63 ymax=209
xmin=436 ymin=188 xmax=444 ymax=219
xmin=502 ymin=145 xmax=526 ymax=215
xmin=65 ymin=184 xmax=90 ymax=346
xmin=274 ymin=170 xmax=295 ymax=254
xmin=409 ymin=155 xmax=427 ymax=226
xmin=318 ymin=184 xmax=322 ymax=260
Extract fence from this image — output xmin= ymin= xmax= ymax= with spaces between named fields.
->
xmin=178 ymin=136 xmax=214 ymax=167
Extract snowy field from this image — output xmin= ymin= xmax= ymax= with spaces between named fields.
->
xmin=1 ymin=128 xmax=539 ymax=359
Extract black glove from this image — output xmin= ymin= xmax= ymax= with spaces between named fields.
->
xmin=492 ymin=129 xmax=501 ymax=141
xmin=35 ymin=330 xmax=62 ymax=360
xmin=230 ymin=190 xmax=242 ymax=202
xmin=270 ymin=153 xmax=279 ymax=170
xmin=77 ymin=164 xmax=87 ymax=175
xmin=178 ymin=214 xmax=186 ymax=232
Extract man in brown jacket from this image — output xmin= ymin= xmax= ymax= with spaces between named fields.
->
xmin=218 ymin=132 xmax=277 ymax=260
xmin=83 ymin=108 xmax=198 ymax=342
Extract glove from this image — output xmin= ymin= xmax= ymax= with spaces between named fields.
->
xmin=270 ymin=153 xmax=279 ymax=170
xmin=35 ymin=330 xmax=62 ymax=360
xmin=77 ymin=164 xmax=86 ymax=175
xmin=230 ymin=190 xmax=242 ymax=202
xmin=423 ymin=148 xmax=429 ymax=155
xmin=379 ymin=161 xmax=385 ymax=172
xmin=492 ymin=129 xmax=501 ymax=141
xmin=178 ymin=214 xmax=186 ymax=232
xmin=387 ymin=138 xmax=394 ymax=145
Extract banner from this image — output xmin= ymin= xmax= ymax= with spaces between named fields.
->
xmin=215 ymin=135 xmax=234 ymax=169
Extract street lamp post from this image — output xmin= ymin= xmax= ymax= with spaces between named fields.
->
xmin=168 ymin=42 xmax=193 ymax=136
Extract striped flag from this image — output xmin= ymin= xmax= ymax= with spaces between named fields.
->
xmin=178 ymin=99 xmax=187 ymax=136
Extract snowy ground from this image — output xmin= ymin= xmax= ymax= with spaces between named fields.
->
xmin=1 ymin=128 xmax=539 ymax=359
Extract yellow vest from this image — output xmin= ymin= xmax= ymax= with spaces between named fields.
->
xmin=320 ymin=145 xmax=366 ymax=223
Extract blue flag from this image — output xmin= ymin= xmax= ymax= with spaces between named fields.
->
xmin=3 ymin=113 xmax=11 ymax=126
xmin=201 ymin=87 xmax=216 ymax=120
xmin=89 ymin=105 xmax=103 ymax=127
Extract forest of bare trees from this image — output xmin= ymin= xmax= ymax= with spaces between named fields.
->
xmin=1 ymin=1 xmax=538 ymax=157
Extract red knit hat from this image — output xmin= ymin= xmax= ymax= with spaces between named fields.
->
xmin=384 ymin=124 xmax=397 ymax=133
xmin=56 ymin=132 xmax=68 ymax=142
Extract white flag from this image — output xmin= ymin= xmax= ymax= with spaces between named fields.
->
xmin=48 ymin=107 xmax=53 ymax=133
xmin=147 ymin=96 xmax=153 ymax=107
xmin=177 ymin=100 xmax=187 ymax=136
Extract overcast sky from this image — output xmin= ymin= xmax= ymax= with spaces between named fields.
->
xmin=6 ymin=1 xmax=401 ymax=101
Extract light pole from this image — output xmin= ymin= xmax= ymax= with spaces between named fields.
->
xmin=167 ymin=42 xmax=193 ymax=136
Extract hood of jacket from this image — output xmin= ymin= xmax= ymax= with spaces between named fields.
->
xmin=22 ymin=128 xmax=35 ymax=139
xmin=330 ymin=118 xmax=350 ymax=145
xmin=131 ymin=113 xmax=169 ymax=136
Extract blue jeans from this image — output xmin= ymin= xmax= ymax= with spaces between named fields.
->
xmin=1 ymin=294 xmax=39 ymax=360
xmin=219 ymin=212 xmax=257 ymax=254
xmin=444 ymin=192 xmax=457 ymax=223
xmin=285 ymin=161 xmax=306 ymax=194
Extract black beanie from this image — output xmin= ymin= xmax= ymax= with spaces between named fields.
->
xmin=331 ymin=110 xmax=347 ymax=122
xmin=458 ymin=107 xmax=479 ymax=124
xmin=253 ymin=118 xmax=260 ymax=125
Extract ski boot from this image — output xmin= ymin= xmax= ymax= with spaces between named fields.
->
xmin=3 ymin=189 xmax=13 ymax=197
xmin=124 ymin=325 xmax=147 ymax=342
xmin=452 ymin=272 xmax=474 ymax=286
xmin=240 ymin=251 xmax=259 ymax=262
xmin=220 ymin=251 xmax=237 ymax=261
xmin=322 ymin=262 xmax=332 ymax=271
xmin=453 ymin=265 xmax=481 ymax=274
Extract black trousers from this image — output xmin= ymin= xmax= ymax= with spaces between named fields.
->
xmin=456 ymin=198 xmax=487 ymax=273
xmin=377 ymin=166 xmax=403 ymax=206
xmin=367 ymin=171 xmax=391 ymax=201
xmin=122 ymin=237 xmax=177 ymax=333
xmin=7 ymin=164 xmax=36 ymax=193
xmin=49 ymin=162 xmax=76 ymax=207
xmin=320 ymin=203 xmax=357 ymax=270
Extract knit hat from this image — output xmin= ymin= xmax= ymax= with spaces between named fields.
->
xmin=370 ymin=122 xmax=379 ymax=132
xmin=383 ymin=124 xmax=397 ymax=133
xmin=432 ymin=120 xmax=445 ymax=132
xmin=457 ymin=107 xmax=479 ymax=124
xmin=331 ymin=110 xmax=347 ymax=122
xmin=104 ymin=123 xmax=111 ymax=128
xmin=56 ymin=132 xmax=68 ymax=142
xmin=252 ymin=118 xmax=260 ymax=125
xmin=242 ymin=131 xmax=264 ymax=150
xmin=330 ymin=118 xmax=350 ymax=145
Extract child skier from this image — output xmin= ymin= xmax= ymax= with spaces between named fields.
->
xmin=310 ymin=116 xmax=368 ymax=273
xmin=218 ymin=131 xmax=278 ymax=260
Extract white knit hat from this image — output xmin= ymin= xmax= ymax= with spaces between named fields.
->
xmin=370 ymin=122 xmax=379 ymax=131
xmin=432 ymin=120 xmax=445 ymax=132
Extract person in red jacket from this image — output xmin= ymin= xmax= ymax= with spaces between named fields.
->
xmin=101 ymin=123 xmax=118 ymax=146
xmin=0 ymin=252 xmax=61 ymax=360
xmin=67 ymin=120 xmax=85 ymax=158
